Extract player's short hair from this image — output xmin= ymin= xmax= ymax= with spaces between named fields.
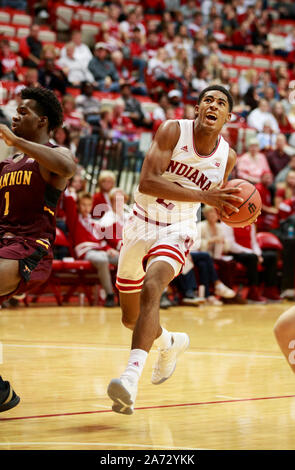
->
xmin=198 ymin=85 xmax=233 ymax=112
xmin=21 ymin=87 xmax=63 ymax=132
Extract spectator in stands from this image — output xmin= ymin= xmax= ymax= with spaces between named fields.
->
xmin=92 ymin=170 xmax=116 ymax=218
xmin=0 ymin=39 xmax=22 ymax=82
xmin=57 ymin=42 xmax=95 ymax=87
xmin=119 ymin=8 xmax=146 ymax=43
xmin=75 ymin=81 xmax=101 ymax=123
xmin=143 ymin=0 xmax=165 ymax=14
xmin=38 ymin=57 xmax=67 ymax=96
xmin=99 ymin=187 xmax=131 ymax=241
xmin=64 ymin=192 xmax=119 ymax=307
xmin=237 ymin=137 xmax=271 ymax=184
xmin=275 ymin=170 xmax=295 ymax=208
xmin=147 ymin=47 xmax=176 ymax=87
xmin=2 ymin=89 xmax=22 ymax=122
xmin=206 ymin=54 xmax=223 ymax=82
xmin=120 ymin=82 xmax=151 ymax=127
xmin=167 ymin=89 xmax=184 ymax=119
xmin=62 ymin=94 xmax=91 ymax=147
xmin=51 ymin=125 xmax=76 ymax=154
xmin=266 ymin=134 xmax=290 ymax=177
xmin=187 ymin=10 xmax=204 ymax=38
xmin=231 ymin=21 xmax=253 ymax=51
xmin=221 ymin=223 xmax=280 ymax=302
xmin=181 ymin=0 xmax=200 ymax=24
xmin=275 ymin=154 xmax=295 ymax=184
xmin=96 ymin=108 xmax=114 ymax=139
xmin=111 ymin=98 xmax=137 ymax=140
xmin=257 ymin=122 xmax=277 ymax=152
xmin=276 ymin=193 xmax=295 ymax=300
xmin=152 ymin=93 xmax=170 ymax=122
xmin=170 ymin=48 xmax=190 ymax=79
xmin=183 ymin=104 xmax=195 ymax=120
xmin=247 ymin=99 xmax=280 ymax=133
xmin=175 ymin=249 xmax=236 ymax=306
xmin=272 ymin=101 xmax=294 ymax=136
xmin=239 ymin=68 xmax=258 ymax=97
xmin=111 ymin=49 xmax=147 ymax=96
xmin=191 ymin=67 xmax=210 ymax=94
xmin=23 ymin=68 xmax=40 ymax=88
xmin=145 ymin=32 xmax=162 ymax=59
xmin=101 ymin=3 xmax=122 ymax=44
xmin=229 ymin=82 xmax=249 ymax=117
xmin=255 ymin=171 xmax=279 ymax=232
xmin=65 ymin=172 xmax=86 ymax=201
xmin=88 ymin=43 xmax=120 ymax=93
xmin=19 ymin=24 xmax=42 ymax=69
xmin=60 ymin=30 xmax=92 ymax=69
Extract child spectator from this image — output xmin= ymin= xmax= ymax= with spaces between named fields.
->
xmin=92 ymin=170 xmax=116 ymax=219
xmin=64 ymin=192 xmax=120 ymax=307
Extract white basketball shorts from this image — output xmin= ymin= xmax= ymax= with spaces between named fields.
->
xmin=116 ymin=213 xmax=200 ymax=294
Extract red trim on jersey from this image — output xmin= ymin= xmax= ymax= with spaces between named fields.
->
xmin=133 ymin=210 xmax=172 ymax=227
xmin=147 ymin=244 xmax=185 ymax=263
xmin=192 ymin=121 xmax=221 ymax=158
xmin=116 ymin=275 xmax=145 ymax=285
xmin=142 ymin=251 xmax=185 ymax=272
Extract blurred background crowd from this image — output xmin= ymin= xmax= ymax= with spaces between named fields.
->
xmin=1 ymin=0 xmax=295 ymax=307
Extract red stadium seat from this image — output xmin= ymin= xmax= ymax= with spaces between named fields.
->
xmin=256 ymin=232 xmax=283 ymax=251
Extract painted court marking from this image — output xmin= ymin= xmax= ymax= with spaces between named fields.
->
xmin=1 ymin=394 xmax=295 ymax=422
xmin=2 ymin=343 xmax=284 ymax=360
xmin=0 ymin=442 xmax=198 ymax=450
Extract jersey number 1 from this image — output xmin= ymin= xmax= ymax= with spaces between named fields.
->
xmin=4 ymin=191 xmax=9 ymax=216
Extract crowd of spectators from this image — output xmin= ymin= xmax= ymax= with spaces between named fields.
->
xmin=1 ymin=0 xmax=295 ymax=304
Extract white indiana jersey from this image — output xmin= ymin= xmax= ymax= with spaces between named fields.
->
xmin=133 ymin=119 xmax=229 ymax=225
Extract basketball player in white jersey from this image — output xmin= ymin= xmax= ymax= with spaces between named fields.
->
xmin=107 ymin=85 xmax=244 ymax=414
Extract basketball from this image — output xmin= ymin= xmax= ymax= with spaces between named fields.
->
xmin=219 ymin=179 xmax=262 ymax=227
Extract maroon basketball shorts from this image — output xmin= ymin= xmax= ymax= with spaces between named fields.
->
xmin=0 ymin=235 xmax=53 ymax=302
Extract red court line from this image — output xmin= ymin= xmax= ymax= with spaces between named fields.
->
xmin=1 ymin=394 xmax=295 ymax=422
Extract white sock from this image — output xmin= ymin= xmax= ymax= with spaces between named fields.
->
xmin=120 ymin=349 xmax=148 ymax=383
xmin=154 ymin=327 xmax=172 ymax=350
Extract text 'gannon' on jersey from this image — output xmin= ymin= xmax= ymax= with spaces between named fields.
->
xmin=134 ymin=119 xmax=229 ymax=225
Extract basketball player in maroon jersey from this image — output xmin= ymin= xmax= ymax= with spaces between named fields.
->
xmin=107 ymin=85 xmax=245 ymax=414
xmin=0 ymin=87 xmax=76 ymax=412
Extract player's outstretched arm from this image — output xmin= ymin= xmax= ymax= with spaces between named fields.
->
xmin=0 ymin=124 xmax=76 ymax=179
xmin=138 ymin=121 xmax=243 ymax=217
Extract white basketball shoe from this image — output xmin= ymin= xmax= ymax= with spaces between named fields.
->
xmin=151 ymin=332 xmax=190 ymax=385
xmin=107 ymin=376 xmax=138 ymax=415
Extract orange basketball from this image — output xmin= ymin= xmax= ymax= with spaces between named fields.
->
xmin=219 ymin=179 xmax=262 ymax=227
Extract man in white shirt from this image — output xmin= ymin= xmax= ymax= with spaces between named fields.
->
xmin=58 ymin=42 xmax=94 ymax=86
xmin=247 ymin=99 xmax=280 ymax=133
xmin=60 ymin=30 xmax=93 ymax=69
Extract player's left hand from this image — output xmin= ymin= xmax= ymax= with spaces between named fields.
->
xmin=0 ymin=124 xmax=18 ymax=147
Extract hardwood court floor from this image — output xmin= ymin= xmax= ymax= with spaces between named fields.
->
xmin=0 ymin=301 xmax=295 ymax=450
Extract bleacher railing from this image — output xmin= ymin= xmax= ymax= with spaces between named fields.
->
xmin=76 ymin=135 xmax=144 ymax=199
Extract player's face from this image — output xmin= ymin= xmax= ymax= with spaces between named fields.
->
xmin=195 ymin=91 xmax=231 ymax=131
xmin=11 ymin=99 xmax=45 ymax=140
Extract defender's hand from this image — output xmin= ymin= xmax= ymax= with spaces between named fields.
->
xmin=200 ymin=187 xmax=244 ymax=219
xmin=0 ymin=124 xmax=19 ymax=147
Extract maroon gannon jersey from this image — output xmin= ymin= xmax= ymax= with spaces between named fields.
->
xmin=0 ymin=151 xmax=62 ymax=245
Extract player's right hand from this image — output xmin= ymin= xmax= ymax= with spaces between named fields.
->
xmin=200 ymin=187 xmax=244 ymax=219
